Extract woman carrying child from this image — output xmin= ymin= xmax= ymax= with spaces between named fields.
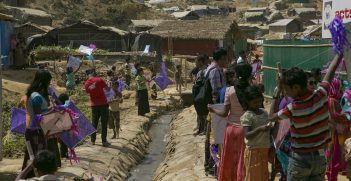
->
xmin=240 ymin=86 xmax=272 ymax=181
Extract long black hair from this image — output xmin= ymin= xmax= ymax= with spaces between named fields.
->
xmin=26 ymin=70 xmax=52 ymax=103
xmin=244 ymin=85 xmax=264 ymax=109
xmin=234 ymin=64 xmax=252 ymax=110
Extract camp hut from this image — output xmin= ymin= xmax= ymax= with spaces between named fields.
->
xmin=47 ymin=20 xmax=128 ymax=51
xmin=0 ymin=13 xmax=15 ymax=66
xmin=269 ymin=19 xmax=303 ymax=34
xmin=129 ymin=20 xmax=165 ymax=33
xmin=239 ymin=24 xmax=269 ymax=39
xmin=246 ymin=7 xmax=269 ymax=16
xmin=4 ymin=6 xmax=52 ymax=26
xmin=15 ymin=23 xmax=53 ymax=39
xmin=163 ymin=6 xmax=180 ymax=14
xmin=304 ymin=19 xmax=322 ymax=26
xmin=150 ymin=18 xmax=246 ymax=56
xmin=288 ymin=8 xmax=317 ymax=20
xmin=172 ymin=11 xmax=200 ymax=20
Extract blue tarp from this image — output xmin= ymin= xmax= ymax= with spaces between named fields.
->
xmin=0 ymin=21 xmax=14 ymax=65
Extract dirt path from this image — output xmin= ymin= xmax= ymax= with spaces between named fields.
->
xmin=154 ymin=107 xmax=216 ymax=181
xmin=154 ymin=106 xmax=350 ymax=181
xmin=0 ymin=87 xmax=182 ymax=180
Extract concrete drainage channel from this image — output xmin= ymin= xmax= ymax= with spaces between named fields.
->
xmin=127 ymin=112 xmax=179 ymax=181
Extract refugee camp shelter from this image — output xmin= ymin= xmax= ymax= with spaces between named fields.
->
xmin=129 ymin=20 xmax=165 ymax=33
xmin=172 ymin=11 xmax=200 ymax=20
xmin=244 ymin=7 xmax=269 ymax=23
xmin=0 ymin=13 xmax=15 ymax=65
xmin=162 ymin=6 xmax=180 ymax=14
xmin=288 ymin=8 xmax=317 ymax=20
xmin=187 ymin=5 xmax=222 ymax=17
xmin=246 ymin=7 xmax=269 ymax=16
xmin=150 ymin=18 xmax=246 ymax=56
xmin=130 ymin=32 xmax=162 ymax=53
xmin=239 ymin=24 xmax=269 ymax=39
xmin=304 ymin=19 xmax=322 ymax=26
xmin=3 ymin=6 xmax=52 ymax=26
xmin=47 ymin=20 xmax=128 ymax=51
xmin=269 ymin=19 xmax=303 ymax=34
xmin=15 ymin=23 xmax=53 ymax=39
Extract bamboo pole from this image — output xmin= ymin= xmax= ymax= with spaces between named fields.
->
xmin=262 ymin=44 xmax=332 ymax=48
xmin=262 ymin=65 xmax=348 ymax=76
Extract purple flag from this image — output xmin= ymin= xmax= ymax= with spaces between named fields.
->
xmin=154 ymin=62 xmax=172 ymax=90
xmin=117 ymin=80 xmax=127 ymax=93
xmin=11 ymin=108 xmax=26 ymax=135
xmin=59 ymin=102 xmax=96 ymax=149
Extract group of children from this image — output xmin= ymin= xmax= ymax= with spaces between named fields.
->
xmin=205 ymin=49 xmax=351 ymax=181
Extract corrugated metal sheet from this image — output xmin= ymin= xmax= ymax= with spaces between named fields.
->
xmin=263 ymin=39 xmax=333 ymax=96
xmin=0 ymin=21 xmax=14 ymax=65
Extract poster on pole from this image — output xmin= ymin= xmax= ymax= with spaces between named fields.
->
xmin=322 ymin=0 xmax=351 ymax=38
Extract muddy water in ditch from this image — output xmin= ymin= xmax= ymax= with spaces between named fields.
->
xmin=127 ymin=113 xmax=176 ymax=181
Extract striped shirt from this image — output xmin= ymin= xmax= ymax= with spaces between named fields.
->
xmin=278 ymin=81 xmax=331 ymax=153
xmin=206 ymin=63 xmax=225 ymax=96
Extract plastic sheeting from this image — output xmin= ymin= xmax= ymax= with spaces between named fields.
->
xmin=263 ymin=39 xmax=334 ymax=96
xmin=0 ymin=21 xmax=14 ymax=65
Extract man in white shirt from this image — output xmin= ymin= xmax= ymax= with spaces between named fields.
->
xmin=237 ymin=51 xmax=247 ymax=64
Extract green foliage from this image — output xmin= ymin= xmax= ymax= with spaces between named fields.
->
xmin=32 ymin=46 xmax=70 ymax=60
xmin=31 ymin=46 xmax=109 ymax=61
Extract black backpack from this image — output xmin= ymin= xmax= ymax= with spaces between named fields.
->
xmin=192 ymin=67 xmax=216 ymax=115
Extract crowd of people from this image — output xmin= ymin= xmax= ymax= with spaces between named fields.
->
xmin=17 ymin=56 xmax=154 ymax=180
xmin=16 ymin=44 xmax=351 ymax=181
xmin=192 ymin=46 xmax=351 ymax=181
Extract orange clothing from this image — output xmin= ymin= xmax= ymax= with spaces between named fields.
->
xmin=244 ymin=148 xmax=269 ymax=181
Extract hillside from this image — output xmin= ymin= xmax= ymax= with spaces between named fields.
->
xmin=24 ymin=0 xmax=173 ymax=28
xmin=1 ymin=0 xmax=323 ymax=29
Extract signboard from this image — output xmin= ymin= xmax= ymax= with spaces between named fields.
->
xmin=322 ymin=0 xmax=351 ymax=38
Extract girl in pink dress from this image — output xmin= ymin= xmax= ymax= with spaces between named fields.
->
xmin=209 ymin=64 xmax=253 ymax=181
